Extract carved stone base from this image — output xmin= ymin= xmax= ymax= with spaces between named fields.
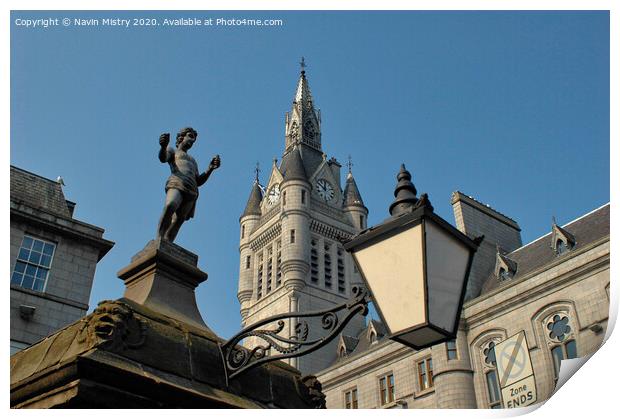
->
xmin=117 ymin=238 xmax=209 ymax=329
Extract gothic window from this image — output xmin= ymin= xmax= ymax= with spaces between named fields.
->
xmin=256 ymin=253 xmax=264 ymax=299
xmin=556 ymin=239 xmax=568 ymax=255
xmin=344 ymin=388 xmax=358 ymax=409
xmin=499 ymin=268 xmax=511 ymax=282
xmin=310 ymin=239 xmax=319 ymax=283
xmin=551 ymin=222 xmax=575 ymax=255
xmin=241 ymin=224 xmax=245 ymax=239
xmin=379 ymin=373 xmax=395 ymax=405
xmin=545 ymin=313 xmax=577 ymax=379
xmin=11 ymin=235 xmax=56 ymax=292
xmin=337 ymin=248 xmax=345 ymax=294
xmin=551 ymin=340 xmax=578 ymax=379
xmin=417 ymin=358 xmax=433 ymax=391
xmin=266 ymin=246 xmax=273 ymax=294
xmin=276 ymin=241 xmax=282 ymax=288
xmin=283 ymin=191 xmax=287 ymax=206
xmin=324 ymin=243 xmax=332 ymax=289
xmin=446 ymin=339 xmax=458 ymax=360
xmin=485 ymin=370 xmax=502 ymax=409
xmin=547 ymin=314 xmax=571 ymax=342
xmin=482 ymin=340 xmax=502 ymax=408
xmin=359 ymin=215 xmax=365 ymax=229
xmin=483 ymin=341 xmax=497 ymax=366
xmin=290 ymin=229 xmax=295 ymax=244
xmin=301 ymin=190 xmax=306 ymax=204
xmin=245 ymin=255 xmax=251 ymax=270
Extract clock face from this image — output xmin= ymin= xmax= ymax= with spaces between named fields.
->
xmin=268 ymin=184 xmax=280 ymax=205
xmin=315 ymin=179 xmax=334 ymax=202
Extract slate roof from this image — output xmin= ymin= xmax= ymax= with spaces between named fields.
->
xmin=480 ymin=204 xmax=610 ymax=296
xmin=335 ymin=319 xmax=388 ymax=363
xmin=343 ymin=172 xmax=366 ymax=209
xmin=280 ymin=146 xmax=308 ymax=181
xmin=10 ymin=165 xmax=73 ymax=217
xmin=241 ymin=180 xmax=263 ymax=218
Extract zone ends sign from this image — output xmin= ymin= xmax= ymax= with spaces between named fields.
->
xmin=495 ymin=331 xmax=538 ymax=409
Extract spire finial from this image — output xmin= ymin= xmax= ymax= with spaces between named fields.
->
xmin=347 ymin=155 xmax=353 ymax=174
xmin=300 ymin=56 xmax=307 ymax=74
xmin=552 ymin=215 xmax=557 ymax=225
xmin=254 ymin=162 xmax=260 ymax=182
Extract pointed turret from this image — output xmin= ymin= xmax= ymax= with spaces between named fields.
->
xmin=241 ymin=180 xmax=263 ymax=218
xmin=343 ymin=161 xmax=368 ymax=230
xmin=343 ymin=172 xmax=366 ymax=209
xmin=280 ymin=146 xmax=308 ymax=182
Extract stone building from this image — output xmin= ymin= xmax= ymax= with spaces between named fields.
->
xmin=236 ymin=67 xmax=610 ymax=408
xmin=237 ymin=68 xmax=366 ymax=374
xmin=10 ymin=166 xmax=114 ymax=354
xmin=316 ymin=198 xmax=609 ymax=409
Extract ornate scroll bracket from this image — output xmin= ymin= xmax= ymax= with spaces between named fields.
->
xmin=219 ymin=286 xmax=371 ymax=384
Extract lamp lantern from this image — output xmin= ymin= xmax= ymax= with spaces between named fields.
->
xmin=344 ymin=165 xmax=480 ymax=350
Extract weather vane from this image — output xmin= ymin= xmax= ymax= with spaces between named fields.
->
xmin=255 ymin=161 xmax=261 ymax=181
xmin=347 ymin=155 xmax=353 ymax=174
xmin=300 ymin=56 xmax=307 ymax=72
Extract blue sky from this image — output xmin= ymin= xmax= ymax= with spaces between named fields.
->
xmin=10 ymin=10 xmax=609 ymax=339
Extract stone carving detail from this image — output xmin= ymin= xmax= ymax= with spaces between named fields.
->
xmin=545 ymin=312 xmax=573 ymax=343
xmin=78 ymin=300 xmax=147 ymax=351
xmin=300 ymin=375 xmax=327 ymax=409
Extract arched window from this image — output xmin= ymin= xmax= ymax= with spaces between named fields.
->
xmin=482 ymin=340 xmax=502 ymax=408
xmin=546 ymin=313 xmax=577 ymax=379
xmin=498 ymin=268 xmax=511 ymax=281
xmin=551 ymin=340 xmax=577 ymax=379
xmin=556 ymin=239 xmax=568 ymax=255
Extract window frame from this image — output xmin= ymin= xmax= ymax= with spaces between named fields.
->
xmin=344 ymin=387 xmax=358 ymax=409
xmin=11 ymin=235 xmax=57 ymax=292
xmin=378 ymin=372 xmax=395 ymax=405
xmin=446 ymin=339 xmax=458 ymax=360
xmin=417 ymin=357 xmax=434 ymax=391
xmin=551 ymin=339 xmax=577 ymax=379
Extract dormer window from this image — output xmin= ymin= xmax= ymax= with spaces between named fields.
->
xmin=499 ymin=268 xmax=511 ymax=282
xmin=494 ymin=249 xmax=517 ymax=282
xmin=369 ymin=331 xmax=377 ymax=343
xmin=551 ymin=218 xmax=575 ymax=256
xmin=556 ymin=239 xmax=568 ymax=255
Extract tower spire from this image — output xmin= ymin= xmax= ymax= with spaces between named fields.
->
xmin=284 ymin=60 xmax=321 ymax=152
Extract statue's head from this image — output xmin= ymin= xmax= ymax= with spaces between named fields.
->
xmin=176 ymin=127 xmax=198 ymax=147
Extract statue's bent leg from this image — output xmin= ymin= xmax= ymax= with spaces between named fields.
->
xmin=164 ymin=197 xmax=194 ymax=242
xmin=157 ymin=189 xmax=183 ymax=241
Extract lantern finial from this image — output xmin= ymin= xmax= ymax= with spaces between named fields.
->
xmin=389 ymin=164 xmax=419 ymax=216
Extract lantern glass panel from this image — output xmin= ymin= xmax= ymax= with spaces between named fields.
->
xmin=425 ymin=220 xmax=471 ymax=334
xmin=352 ymin=222 xmax=426 ymax=335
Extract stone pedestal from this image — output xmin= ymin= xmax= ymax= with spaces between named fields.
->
xmin=117 ymin=238 xmax=209 ymax=330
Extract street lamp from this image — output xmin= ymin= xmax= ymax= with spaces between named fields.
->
xmin=344 ymin=165 xmax=480 ymax=349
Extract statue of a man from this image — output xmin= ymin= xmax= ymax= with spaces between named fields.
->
xmin=156 ymin=127 xmax=220 ymax=242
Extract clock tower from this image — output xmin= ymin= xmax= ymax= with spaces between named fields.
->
xmin=237 ymin=64 xmax=368 ymax=374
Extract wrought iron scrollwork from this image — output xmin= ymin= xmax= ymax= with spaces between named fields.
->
xmin=219 ymin=285 xmax=370 ymax=382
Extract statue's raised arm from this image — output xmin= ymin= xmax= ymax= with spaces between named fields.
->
xmin=156 ymin=127 xmax=221 ymax=242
